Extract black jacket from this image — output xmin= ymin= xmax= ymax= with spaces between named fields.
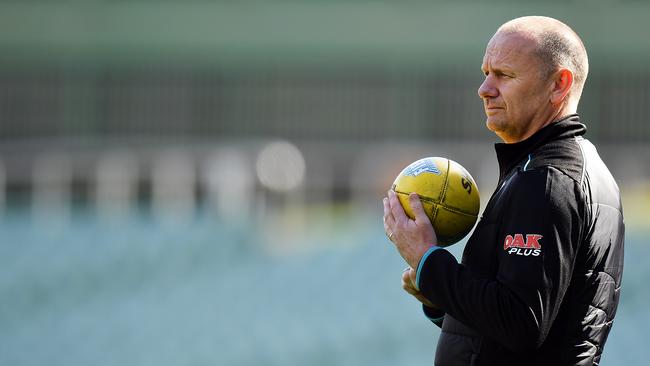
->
xmin=415 ymin=115 xmax=625 ymax=365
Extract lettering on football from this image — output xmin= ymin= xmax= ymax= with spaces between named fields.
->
xmin=461 ymin=178 xmax=472 ymax=194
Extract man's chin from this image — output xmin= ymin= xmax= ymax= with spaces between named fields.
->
xmin=485 ymin=119 xmax=503 ymax=133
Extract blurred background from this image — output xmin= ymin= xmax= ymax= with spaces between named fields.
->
xmin=1 ymin=1 xmax=649 ymax=365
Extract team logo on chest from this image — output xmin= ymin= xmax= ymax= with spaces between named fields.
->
xmin=503 ymin=234 xmax=542 ymax=257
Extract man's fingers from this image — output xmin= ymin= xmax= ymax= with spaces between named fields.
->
xmin=388 ymin=190 xmax=409 ymax=224
xmin=383 ymin=197 xmax=395 ymax=238
xmin=402 ymin=269 xmax=418 ymax=292
xmin=402 ymin=281 xmax=418 ymax=295
xmin=402 ymin=273 xmax=418 ymax=295
xmin=409 ymin=193 xmax=430 ymax=225
xmin=383 ymin=197 xmax=395 ymax=225
xmin=402 ymin=272 xmax=434 ymax=307
xmin=408 ymin=267 xmax=418 ymax=285
xmin=402 ymin=268 xmax=412 ymax=283
xmin=403 ymin=267 xmax=420 ymax=291
xmin=414 ymin=293 xmax=436 ymax=308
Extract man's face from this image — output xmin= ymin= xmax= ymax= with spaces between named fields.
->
xmin=478 ymin=32 xmax=554 ymax=143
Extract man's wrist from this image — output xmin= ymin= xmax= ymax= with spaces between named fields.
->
xmin=407 ymin=244 xmax=435 ymax=271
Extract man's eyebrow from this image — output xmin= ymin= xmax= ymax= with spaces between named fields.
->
xmin=487 ymin=65 xmax=513 ymax=75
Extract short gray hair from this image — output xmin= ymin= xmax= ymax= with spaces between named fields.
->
xmin=499 ymin=16 xmax=589 ymax=103
xmin=536 ymin=29 xmax=589 ymax=98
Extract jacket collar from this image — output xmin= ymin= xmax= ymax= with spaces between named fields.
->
xmin=494 ymin=114 xmax=586 ymax=182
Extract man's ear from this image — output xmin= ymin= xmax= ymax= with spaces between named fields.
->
xmin=550 ymin=68 xmax=573 ymax=105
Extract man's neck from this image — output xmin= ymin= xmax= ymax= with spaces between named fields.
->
xmin=500 ymin=105 xmax=576 ymax=144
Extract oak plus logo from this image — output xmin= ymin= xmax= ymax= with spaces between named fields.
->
xmin=503 ymin=234 xmax=542 ymax=257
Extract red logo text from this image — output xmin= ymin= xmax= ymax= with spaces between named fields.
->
xmin=503 ymin=234 xmax=542 ymax=256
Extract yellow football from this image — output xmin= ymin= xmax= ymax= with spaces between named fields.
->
xmin=392 ymin=157 xmax=480 ymax=246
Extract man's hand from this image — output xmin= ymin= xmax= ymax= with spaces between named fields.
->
xmin=383 ymin=189 xmax=438 ymax=270
xmin=402 ymin=267 xmax=438 ymax=309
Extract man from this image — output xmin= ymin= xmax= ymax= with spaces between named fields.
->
xmin=383 ymin=16 xmax=624 ymax=365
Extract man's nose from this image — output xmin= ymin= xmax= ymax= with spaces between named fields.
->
xmin=478 ymin=76 xmax=498 ymax=99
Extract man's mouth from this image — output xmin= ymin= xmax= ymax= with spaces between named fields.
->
xmin=485 ymin=104 xmax=503 ymax=110
xmin=485 ymin=106 xmax=503 ymax=114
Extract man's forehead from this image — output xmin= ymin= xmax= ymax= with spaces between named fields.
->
xmin=482 ymin=32 xmax=537 ymax=67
